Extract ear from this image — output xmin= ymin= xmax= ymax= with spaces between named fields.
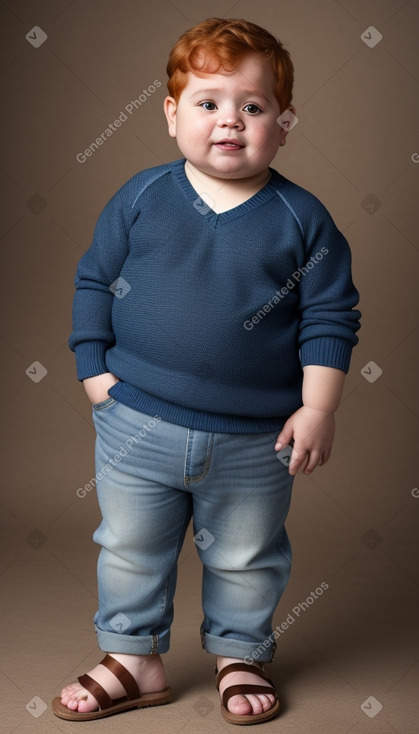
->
xmin=163 ymin=96 xmax=177 ymax=138
xmin=278 ymin=104 xmax=297 ymax=147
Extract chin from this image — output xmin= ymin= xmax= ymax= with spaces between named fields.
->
xmin=208 ymin=159 xmax=252 ymax=175
xmin=210 ymin=168 xmax=248 ymax=179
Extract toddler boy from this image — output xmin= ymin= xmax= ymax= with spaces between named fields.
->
xmin=53 ymin=17 xmax=360 ymax=725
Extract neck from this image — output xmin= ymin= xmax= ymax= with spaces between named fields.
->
xmin=184 ymin=161 xmax=271 ymax=195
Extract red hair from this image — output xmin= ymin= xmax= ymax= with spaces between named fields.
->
xmin=166 ymin=18 xmax=294 ymax=113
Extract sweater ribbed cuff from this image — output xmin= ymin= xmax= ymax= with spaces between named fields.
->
xmin=74 ymin=341 xmax=109 ymax=381
xmin=300 ymin=337 xmax=353 ymax=373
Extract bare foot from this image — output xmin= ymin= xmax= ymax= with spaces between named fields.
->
xmin=216 ymin=656 xmax=276 ymax=717
xmin=59 ymin=653 xmax=166 ymax=713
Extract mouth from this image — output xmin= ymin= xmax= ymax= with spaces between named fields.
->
xmin=214 ymin=139 xmax=244 ymax=151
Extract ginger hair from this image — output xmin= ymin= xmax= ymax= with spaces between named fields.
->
xmin=166 ymin=18 xmax=294 ymax=113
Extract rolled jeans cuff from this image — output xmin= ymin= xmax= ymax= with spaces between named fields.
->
xmin=95 ymin=625 xmax=171 ymax=655
xmin=201 ymin=631 xmax=276 ymax=663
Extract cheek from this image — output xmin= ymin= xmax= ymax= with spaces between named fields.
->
xmin=178 ymin=115 xmax=210 ymax=141
xmin=258 ymin=120 xmax=282 ymax=148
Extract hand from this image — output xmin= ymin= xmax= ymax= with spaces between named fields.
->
xmin=275 ymin=406 xmax=335 ymax=476
xmin=83 ymin=372 xmax=119 ymax=405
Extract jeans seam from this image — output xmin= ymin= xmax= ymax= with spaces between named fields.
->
xmin=183 ymin=430 xmax=190 ymax=490
xmin=150 ymin=634 xmax=159 ymax=654
xmin=184 ymin=432 xmax=214 ymax=488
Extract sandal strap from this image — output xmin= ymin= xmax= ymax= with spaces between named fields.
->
xmin=222 ymin=683 xmax=277 ymax=709
xmin=215 ymin=662 xmax=273 ymax=690
xmin=77 ymin=674 xmax=113 ymax=711
xmin=100 ymin=654 xmax=141 ymax=700
xmin=215 ymin=662 xmax=277 ymax=710
xmin=77 ymin=654 xmax=141 ymax=711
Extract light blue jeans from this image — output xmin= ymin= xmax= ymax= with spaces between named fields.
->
xmin=91 ymin=397 xmax=294 ymax=662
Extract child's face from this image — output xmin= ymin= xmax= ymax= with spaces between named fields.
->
xmin=164 ymin=53 xmax=294 ymax=180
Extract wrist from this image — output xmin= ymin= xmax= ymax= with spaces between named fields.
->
xmin=302 ymin=365 xmax=346 ymax=414
xmin=301 ymin=404 xmax=336 ymax=416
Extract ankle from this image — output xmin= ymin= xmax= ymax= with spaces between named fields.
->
xmin=216 ymin=655 xmax=264 ymax=672
xmin=110 ymin=652 xmax=162 ymax=662
xmin=216 ymin=656 xmax=243 ymax=669
xmin=108 ymin=652 xmax=164 ymax=673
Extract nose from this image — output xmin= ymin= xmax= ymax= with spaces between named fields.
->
xmin=216 ymin=108 xmax=244 ymax=130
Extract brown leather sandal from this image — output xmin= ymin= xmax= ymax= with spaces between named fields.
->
xmin=215 ymin=662 xmax=280 ymax=725
xmin=51 ymin=654 xmax=172 ymax=721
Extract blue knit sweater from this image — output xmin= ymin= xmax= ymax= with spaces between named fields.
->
xmin=69 ymin=158 xmax=361 ymax=432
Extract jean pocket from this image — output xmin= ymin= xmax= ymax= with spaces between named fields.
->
xmin=91 ymin=396 xmax=117 ymax=411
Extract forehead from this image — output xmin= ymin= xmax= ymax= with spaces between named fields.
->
xmin=182 ymin=53 xmax=276 ymax=96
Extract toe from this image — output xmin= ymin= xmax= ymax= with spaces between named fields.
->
xmin=228 ymin=693 xmax=276 ymax=716
xmin=76 ymin=698 xmax=96 ymax=713
xmin=65 ymin=698 xmax=80 ymax=711
xmin=246 ymin=694 xmax=264 ymax=715
xmin=60 ymin=685 xmax=93 ymax=712
xmin=258 ymin=693 xmax=276 ymax=712
xmin=227 ymin=694 xmax=253 ymax=715
xmin=60 ymin=683 xmax=79 ymax=704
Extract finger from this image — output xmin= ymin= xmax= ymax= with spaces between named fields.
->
xmin=275 ymin=424 xmax=294 ymax=450
xmin=303 ymin=450 xmax=322 ymax=475
xmin=319 ymin=448 xmax=332 ymax=466
xmin=288 ymin=447 xmax=306 ymax=476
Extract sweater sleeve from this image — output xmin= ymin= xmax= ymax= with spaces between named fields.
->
xmin=297 ymin=200 xmax=361 ymax=373
xmin=68 ymin=186 xmax=132 ymax=381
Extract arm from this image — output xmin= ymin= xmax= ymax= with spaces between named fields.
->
xmin=275 ymin=365 xmax=346 ymax=475
xmin=273 ymin=195 xmax=361 ymax=475
xmin=68 ymin=185 xmax=136 ymax=401
xmin=68 ymin=187 xmax=130 ymax=378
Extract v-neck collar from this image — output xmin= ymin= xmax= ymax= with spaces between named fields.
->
xmin=171 ymin=158 xmax=283 ymax=227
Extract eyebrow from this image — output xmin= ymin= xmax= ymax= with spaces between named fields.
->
xmin=189 ymin=88 xmax=270 ymax=103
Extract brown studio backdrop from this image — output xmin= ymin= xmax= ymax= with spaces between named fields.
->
xmin=1 ymin=1 xmax=418 ymax=732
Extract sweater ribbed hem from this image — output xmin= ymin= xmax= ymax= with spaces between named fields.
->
xmin=74 ymin=341 xmax=109 ymax=381
xmin=108 ymin=382 xmax=292 ymax=434
xmin=299 ymin=337 xmax=353 ymax=373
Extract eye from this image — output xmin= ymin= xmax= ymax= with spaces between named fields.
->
xmin=243 ymin=104 xmax=261 ymax=114
xmin=199 ymin=101 xmax=217 ymax=111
